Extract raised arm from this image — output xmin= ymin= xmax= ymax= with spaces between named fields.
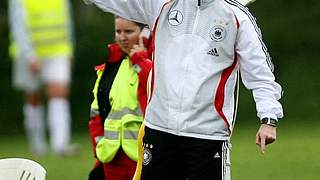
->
xmin=86 ymin=0 xmax=167 ymax=27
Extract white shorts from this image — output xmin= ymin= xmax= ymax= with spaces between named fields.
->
xmin=13 ymin=56 xmax=71 ymax=92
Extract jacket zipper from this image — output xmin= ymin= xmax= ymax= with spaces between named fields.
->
xmin=192 ymin=1 xmax=201 ymax=33
xmin=175 ymin=0 xmax=202 ymax=134
xmin=176 ymin=1 xmax=201 ymax=134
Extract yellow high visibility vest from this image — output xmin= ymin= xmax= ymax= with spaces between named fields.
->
xmin=95 ymin=57 xmax=143 ymax=163
xmin=11 ymin=0 xmax=73 ymax=58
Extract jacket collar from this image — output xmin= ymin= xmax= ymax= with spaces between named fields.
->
xmin=95 ymin=43 xmax=125 ymax=71
xmin=186 ymin=0 xmax=216 ymax=6
xmin=106 ymin=43 xmax=125 ymax=63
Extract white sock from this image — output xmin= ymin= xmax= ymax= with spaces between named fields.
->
xmin=48 ymin=98 xmax=71 ymax=152
xmin=23 ymin=104 xmax=46 ymax=154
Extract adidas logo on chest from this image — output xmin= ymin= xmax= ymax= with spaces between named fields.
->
xmin=207 ymin=48 xmax=219 ymax=57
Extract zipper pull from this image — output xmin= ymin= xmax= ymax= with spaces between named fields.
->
xmin=198 ymin=0 xmax=201 ymax=6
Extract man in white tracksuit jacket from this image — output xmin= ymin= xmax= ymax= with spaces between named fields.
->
xmin=87 ymin=0 xmax=284 ymax=179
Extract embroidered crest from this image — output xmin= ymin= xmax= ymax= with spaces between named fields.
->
xmin=210 ymin=25 xmax=227 ymax=42
xmin=143 ymin=147 xmax=152 ymax=165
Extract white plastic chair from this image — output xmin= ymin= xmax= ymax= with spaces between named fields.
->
xmin=0 ymin=158 xmax=46 ymax=180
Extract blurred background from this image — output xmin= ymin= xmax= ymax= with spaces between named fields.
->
xmin=0 ymin=0 xmax=320 ymax=179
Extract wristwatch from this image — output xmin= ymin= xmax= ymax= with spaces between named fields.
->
xmin=260 ymin=117 xmax=277 ymax=127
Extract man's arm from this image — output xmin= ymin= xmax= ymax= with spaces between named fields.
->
xmin=232 ymin=6 xmax=283 ymax=153
xmin=85 ymin=0 xmax=167 ymax=27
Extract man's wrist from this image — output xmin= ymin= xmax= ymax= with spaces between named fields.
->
xmin=260 ymin=117 xmax=277 ymax=127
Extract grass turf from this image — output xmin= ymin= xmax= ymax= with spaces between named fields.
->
xmin=0 ymin=132 xmax=93 ymax=180
xmin=0 ymin=118 xmax=319 ymax=180
xmin=231 ymin=118 xmax=320 ymax=180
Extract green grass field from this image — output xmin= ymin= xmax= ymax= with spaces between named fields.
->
xmin=1 ymin=118 xmax=319 ymax=180
xmin=0 ymin=131 xmax=93 ymax=180
xmin=232 ymin=118 xmax=320 ymax=180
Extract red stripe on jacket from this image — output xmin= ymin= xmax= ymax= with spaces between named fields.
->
xmin=214 ymin=56 xmax=238 ymax=134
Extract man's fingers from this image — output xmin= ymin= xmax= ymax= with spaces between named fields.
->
xmin=256 ymin=124 xmax=277 ymax=154
xmin=255 ymin=135 xmax=261 ymax=146
xmin=260 ymin=136 xmax=266 ymax=154
xmin=29 ymin=60 xmax=41 ymax=74
xmin=266 ymin=137 xmax=275 ymax=145
xmin=256 ymin=134 xmax=266 ymax=154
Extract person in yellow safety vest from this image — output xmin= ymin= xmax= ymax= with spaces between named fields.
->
xmin=8 ymin=0 xmax=78 ymax=156
xmin=88 ymin=16 xmax=152 ymax=180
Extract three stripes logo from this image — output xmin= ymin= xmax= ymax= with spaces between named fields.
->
xmin=207 ymin=48 xmax=219 ymax=57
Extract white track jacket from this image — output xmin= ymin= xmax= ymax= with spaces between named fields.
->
xmin=88 ymin=0 xmax=284 ymax=140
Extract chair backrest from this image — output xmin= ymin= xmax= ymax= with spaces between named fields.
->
xmin=0 ymin=158 xmax=46 ymax=180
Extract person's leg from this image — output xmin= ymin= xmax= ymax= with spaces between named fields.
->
xmin=23 ymin=92 xmax=47 ymax=155
xmin=47 ymin=86 xmax=71 ymax=154
xmin=13 ymin=56 xmax=47 ymax=155
xmin=222 ymin=141 xmax=232 ymax=180
xmin=42 ymin=57 xmax=76 ymax=155
xmin=123 ymin=149 xmax=137 ymax=180
xmin=103 ymin=149 xmax=136 ymax=180
xmin=88 ymin=161 xmax=104 ymax=180
xmin=140 ymin=127 xmax=185 ymax=180
xmin=181 ymin=138 xmax=231 ymax=180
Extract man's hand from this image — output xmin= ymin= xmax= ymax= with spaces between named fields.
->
xmin=28 ymin=57 xmax=41 ymax=74
xmin=256 ymin=124 xmax=277 ymax=154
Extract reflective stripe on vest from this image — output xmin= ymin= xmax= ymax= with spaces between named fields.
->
xmin=20 ymin=0 xmax=72 ymax=58
xmin=124 ymin=130 xmax=139 ymax=139
xmin=104 ymin=130 xmax=138 ymax=140
xmin=96 ymin=57 xmax=143 ymax=163
xmin=107 ymin=106 xmax=142 ymax=120
xmin=104 ymin=131 xmax=119 ymax=140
